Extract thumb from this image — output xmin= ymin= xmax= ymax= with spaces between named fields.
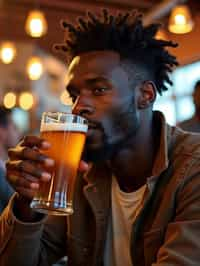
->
xmin=79 ymin=160 xmax=89 ymax=173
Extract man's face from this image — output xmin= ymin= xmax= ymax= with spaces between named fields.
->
xmin=66 ymin=51 xmax=141 ymax=162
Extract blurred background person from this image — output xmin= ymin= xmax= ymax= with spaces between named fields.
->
xmin=179 ymin=80 xmax=200 ymax=132
xmin=0 ymin=106 xmax=21 ymax=213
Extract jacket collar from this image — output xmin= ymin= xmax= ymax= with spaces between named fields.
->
xmin=151 ymin=111 xmax=171 ymax=177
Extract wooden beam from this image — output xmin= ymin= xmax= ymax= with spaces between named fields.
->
xmin=91 ymin=0 xmax=154 ymax=9
xmin=5 ymin=0 xmax=149 ymax=15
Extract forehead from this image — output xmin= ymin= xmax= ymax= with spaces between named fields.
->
xmin=67 ymin=51 xmax=122 ymax=79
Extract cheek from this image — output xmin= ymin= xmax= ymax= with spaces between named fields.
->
xmin=101 ymin=115 xmax=125 ymax=141
xmin=94 ymin=95 xmax=137 ymax=140
xmin=104 ymin=107 xmax=139 ymax=139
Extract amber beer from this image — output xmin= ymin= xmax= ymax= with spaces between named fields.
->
xmin=30 ymin=113 xmax=88 ymax=215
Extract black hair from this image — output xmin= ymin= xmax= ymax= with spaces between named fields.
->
xmin=0 ymin=106 xmax=12 ymax=128
xmin=54 ymin=9 xmax=178 ymax=95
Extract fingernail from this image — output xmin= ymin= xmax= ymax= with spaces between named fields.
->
xmin=41 ymin=172 xmax=51 ymax=181
xmin=42 ymin=141 xmax=51 ymax=148
xmin=30 ymin=183 xmax=39 ymax=189
xmin=45 ymin=158 xmax=55 ymax=166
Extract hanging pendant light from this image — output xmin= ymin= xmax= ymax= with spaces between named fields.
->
xmin=27 ymin=56 xmax=43 ymax=80
xmin=19 ymin=92 xmax=34 ymax=110
xmin=0 ymin=42 xmax=16 ymax=64
xmin=25 ymin=10 xmax=48 ymax=38
xmin=168 ymin=5 xmax=194 ymax=34
xmin=3 ymin=92 xmax=17 ymax=109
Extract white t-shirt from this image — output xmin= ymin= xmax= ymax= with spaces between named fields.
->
xmin=104 ymin=176 xmax=146 ymax=266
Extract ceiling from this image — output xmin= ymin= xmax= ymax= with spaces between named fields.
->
xmin=0 ymin=0 xmax=200 ymax=61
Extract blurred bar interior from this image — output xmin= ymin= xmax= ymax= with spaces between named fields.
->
xmin=0 ymin=0 xmax=200 ymax=135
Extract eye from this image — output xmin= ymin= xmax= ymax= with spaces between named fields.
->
xmin=93 ymin=87 xmax=108 ymax=95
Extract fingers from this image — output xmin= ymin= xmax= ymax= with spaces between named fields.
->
xmin=15 ymin=187 xmax=38 ymax=200
xmin=6 ymin=160 xmax=51 ymax=181
xmin=8 ymin=146 xmax=54 ymax=167
xmin=7 ymin=169 xmax=39 ymax=186
xmin=6 ymin=170 xmax=39 ymax=199
xmin=20 ymin=135 xmax=51 ymax=149
xmin=79 ymin=160 xmax=89 ymax=172
xmin=7 ymin=135 xmax=55 ymax=170
xmin=6 ymin=135 xmax=54 ymax=201
xmin=7 ymin=169 xmax=45 ymax=200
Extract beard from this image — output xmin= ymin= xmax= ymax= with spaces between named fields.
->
xmin=83 ymin=99 xmax=140 ymax=163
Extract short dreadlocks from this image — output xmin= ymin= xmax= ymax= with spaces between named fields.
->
xmin=54 ymin=9 xmax=178 ymax=95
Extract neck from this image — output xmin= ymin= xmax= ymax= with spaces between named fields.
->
xmin=110 ymin=112 xmax=159 ymax=192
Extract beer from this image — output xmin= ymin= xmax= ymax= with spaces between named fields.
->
xmin=30 ymin=113 xmax=88 ymax=215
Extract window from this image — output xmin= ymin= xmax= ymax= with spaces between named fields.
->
xmin=153 ymin=61 xmax=200 ymax=125
xmin=12 ymin=107 xmax=30 ymax=133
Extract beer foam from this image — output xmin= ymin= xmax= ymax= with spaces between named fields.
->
xmin=41 ymin=123 xmax=88 ymax=133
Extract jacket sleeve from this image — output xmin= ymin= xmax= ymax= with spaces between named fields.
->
xmin=153 ymin=158 xmax=200 ymax=266
xmin=0 ymin=169 xmax=14 ymax=214
xmin=0 ymin=193 xmax=67 ymax=266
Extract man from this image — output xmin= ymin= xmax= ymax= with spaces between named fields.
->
xmin=1 ymin=10 xmax=200 ymax=266
xmin=0 ymin=107 xmax=19 ymax=213
xmin=179 ymin=80 xmax=200 ymax=132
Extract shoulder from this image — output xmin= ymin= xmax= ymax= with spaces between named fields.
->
xmin=170 ymin=126 xmax=200 ymax=157
xmin=178 ymin=117 xmax=200 ymax=132
xmin=166 ymin=126 xmax=200 ymax=183
xmin=158 ymin=127 xmax=200 ymax=207
xmin=178 ymin=117 xmax=193 ymax=127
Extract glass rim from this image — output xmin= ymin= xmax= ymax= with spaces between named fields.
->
xmin=42 ymin=112 xmax=87 ymax=122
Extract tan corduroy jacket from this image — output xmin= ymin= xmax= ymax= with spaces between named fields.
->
xmin=1 ymin=111 xmax=200 ymax=266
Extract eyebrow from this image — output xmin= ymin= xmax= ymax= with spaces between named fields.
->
xmin=85 ymin=76 xmax=109 ymax=84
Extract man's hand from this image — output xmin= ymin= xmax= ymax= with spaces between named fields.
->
xmin=6 ymin=135 xmax=89 ymax=221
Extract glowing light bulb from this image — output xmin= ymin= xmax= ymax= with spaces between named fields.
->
xmin=25 ymin=10 xmax=48 ymax=38
xmin=19 ymin=92 xmax=34 ymax=110
xmin=168 ymin=5 xmax=194 ymax=34
xmin=3 ymin=92 xmax=16 ymax=109
xmin=175 ymin=14 xmax=186 ymax=25
xmin=0 ymin=42 xmax=16 ymax=64
xmin=27 ymin=57 xmax=43 ymax=80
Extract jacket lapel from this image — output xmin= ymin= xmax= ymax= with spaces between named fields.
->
xmin=83 ymin=163 xmax=112 ymax=265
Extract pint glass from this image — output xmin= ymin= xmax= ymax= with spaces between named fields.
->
xmin=30 ymin=112 xmax=88 ymax=215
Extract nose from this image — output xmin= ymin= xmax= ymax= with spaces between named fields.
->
xmin=72 ymin=96 xmax=94 ymax=117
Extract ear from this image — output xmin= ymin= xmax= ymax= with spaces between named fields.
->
xmin=137 ymin=81 xmax=156 ymax=109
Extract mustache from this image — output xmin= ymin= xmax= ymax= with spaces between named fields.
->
xmin=87 ymin=119 xmax=103 ymax=130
